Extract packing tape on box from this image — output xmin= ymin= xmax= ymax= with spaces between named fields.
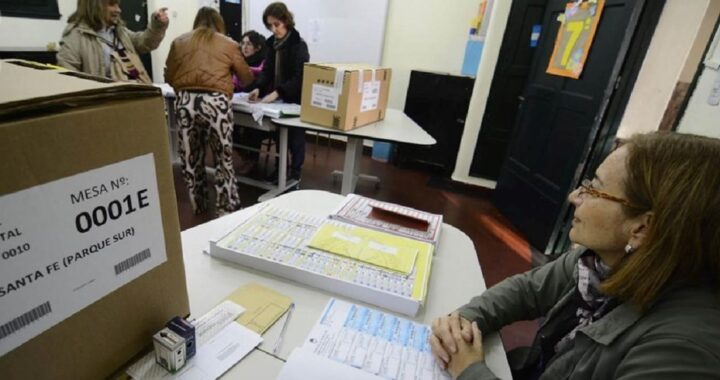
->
xmin=357 ymin=69 xmax=378 ymax=93
xmin=333 ymin=68 xmax=345 ymax=95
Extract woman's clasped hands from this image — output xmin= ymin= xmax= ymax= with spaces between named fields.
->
xmin=430 ymin=311 xmax=485 ymax=378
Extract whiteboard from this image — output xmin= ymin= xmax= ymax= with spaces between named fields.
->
xmin=243 ymin=0 xmax=388 ymax=65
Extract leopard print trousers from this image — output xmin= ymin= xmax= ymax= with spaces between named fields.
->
xmin=175 ymin=91 xmax=240 ymax=216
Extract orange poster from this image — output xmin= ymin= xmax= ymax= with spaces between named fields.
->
xmin=547 ymin=0 xmax=605 ymax=79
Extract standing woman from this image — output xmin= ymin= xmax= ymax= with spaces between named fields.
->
xmin=247 ymin=2 xmax=310 ymax=182
xmin=165 ymin=7 xmax=253 ymax=216
xmin=57 ymin=0 xmax=169 ymax=82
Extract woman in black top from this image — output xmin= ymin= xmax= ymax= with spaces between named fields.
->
xmin=248 ymin=2 xmax=309 ymax=182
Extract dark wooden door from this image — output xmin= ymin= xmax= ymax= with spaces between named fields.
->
xmin=493 ymin=0 xmax=646 ymax=251
xmin=470 ymin=0 xmax=547 ymax=179
xmin=120 ymin=0 xmax=152 ymax=80
xmin=220 ymin=0 xmax=243 ymax=42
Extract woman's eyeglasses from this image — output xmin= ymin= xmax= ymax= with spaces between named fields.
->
xmin=577 ymin=179 xmax=641 ymax=209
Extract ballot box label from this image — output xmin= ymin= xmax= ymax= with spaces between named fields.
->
xmin=311 ymin=84 xmax=339 ymax=111
xmin=0 ymin=153 xmax=167 ymax=356
xmin=361 ymin=81 xmax=381 ymax=112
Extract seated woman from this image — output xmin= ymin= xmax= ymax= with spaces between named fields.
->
xmin=235 ymin=30 xmax=267 ymax=89
xmin=165 ymin=7 xmax=253 ymax=217
xmin=430 ymin=131 xmax=720 ymax=379
xmin=233 ymin=30 xmax=269 ymax=177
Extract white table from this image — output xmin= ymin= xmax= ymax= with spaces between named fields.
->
xmin=181 ymin=190 xmax=511 ymax=379
xmin=161 ymin=85 xmax=436 ymax=200
xmin=273 ymin=110 xmax=436 ymax=195
xmin=156 ymin=84 xmax=299 ymax=202
xmin=230 ymin=111 xmax=299 ymax=202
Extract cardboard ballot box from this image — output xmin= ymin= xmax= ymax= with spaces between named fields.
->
xmin=0 ymin=60 xmax=189 ymax=379
xmin=300 ymin=63 xmax=391 ymax=131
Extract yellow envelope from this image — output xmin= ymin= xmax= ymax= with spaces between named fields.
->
xmin=308 ymin=223 xmax=422 ymax=275
xmin=225 ymin=283 xmax=293 ymax=334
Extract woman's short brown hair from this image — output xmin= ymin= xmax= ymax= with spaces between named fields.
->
xmin=68 ymin=0 xmax=120 ymax=31
xmin=263 ymin=2 xmax=295 ymax=30
xmin=602 ymin=132 xmax=720 ymax=309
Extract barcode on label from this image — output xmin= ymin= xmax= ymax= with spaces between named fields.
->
xmin=114 ymin=248 xmax=151 ymax=275
xmin=0 ymin=301 xmax=52 ymax=340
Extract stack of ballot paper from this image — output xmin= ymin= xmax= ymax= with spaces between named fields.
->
xmin=210 ymin=206 xmax=432 ymax=316
xmin=232 ymin=93 xmax=301 ymax=119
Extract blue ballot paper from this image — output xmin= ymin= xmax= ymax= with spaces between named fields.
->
xmin=286 ymin=298 xmax=451 ymax=380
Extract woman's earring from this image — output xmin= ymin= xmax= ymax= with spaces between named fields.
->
xmin=624 ymin=244 xmax=635 ymax=254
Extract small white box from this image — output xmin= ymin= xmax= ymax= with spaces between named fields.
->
xmin=153 ymin=328 xmax=186 ymax=373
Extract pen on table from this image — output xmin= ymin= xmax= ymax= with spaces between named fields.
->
xmin=273 ymin=303 xmax=295 ymax=355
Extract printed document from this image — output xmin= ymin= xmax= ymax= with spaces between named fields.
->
xmin=298 ymin=298 xmax=451 ymax=380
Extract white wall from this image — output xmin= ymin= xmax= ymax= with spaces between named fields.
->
xmin=616 ymin=0 xmax=711 ymax=138
xmin=0 ymin=0 xmax=76 ymax=49
xmin=148 ymin=0 xmax=200 ymax=82
xmin=380 ymin=0 xmax=510 ymax=189
xmin=677 ymin=23 xmax=720 ymax=138
xmin=380 ymin=0 xmax=483 ymax=110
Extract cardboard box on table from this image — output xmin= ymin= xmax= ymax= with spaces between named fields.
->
xmin=0 ymin=60 xmax=189 ymax=379
xmin=300 ymin=63 xmax=391 ymax=131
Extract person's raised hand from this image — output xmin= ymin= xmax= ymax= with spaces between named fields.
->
xmin=429 ymin=311 xmax=473 ymax=369
xmin=447 ymin=321 xmax=485 ymax=378
xmin=153 ymin=8 xmax=169 ymax=26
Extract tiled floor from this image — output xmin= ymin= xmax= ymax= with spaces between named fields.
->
xmin=173 ymin=137 xmax=539 ymax=352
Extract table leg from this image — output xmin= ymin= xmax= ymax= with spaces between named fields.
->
xmin=339 ymin=137 xmax=364 ymax=195
xmin=278 ymin=127 xmax=288 ymax=190
xmin=331 ymin=138 xmax=381 ymax=195
xmin=165 ymin=97 xmax=180 ymax=164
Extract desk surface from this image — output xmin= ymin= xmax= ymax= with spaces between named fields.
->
xmin=157 ymin=86 xmax=435 ymax=147
xmin=273 ymin=109 xmax=436 ymax=146
xmin=180 ymin=190 xmax=511 ymax=379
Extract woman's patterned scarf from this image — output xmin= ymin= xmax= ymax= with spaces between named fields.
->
xmin=555 ymin=250 xmax=615 ymax=352
xmin=272 ymin=29 xmax=293 ymax=88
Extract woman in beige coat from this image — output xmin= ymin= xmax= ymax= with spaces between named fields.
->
xmin=165 ymin=7 xmax=253 ymax=217
xmin=57 ymin=0 xmax=168 ymax=82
